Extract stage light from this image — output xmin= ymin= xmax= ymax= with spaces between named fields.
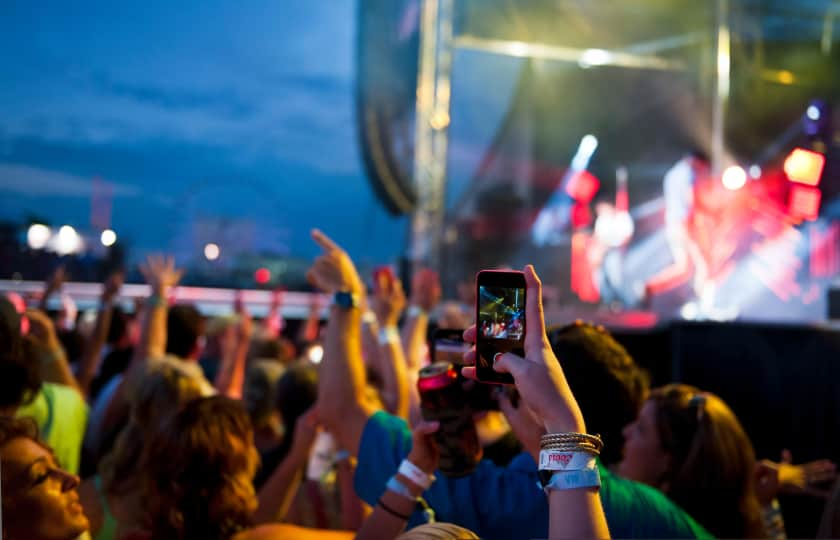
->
xmin=204 ymin=243 xmax=220 ymax=261
xmin=55 ymin=225 xmax=82 ymax=255
xmin=307 ymin=344 xmax=324 ymax=364
xmin=722 ymin=165 xmax=747 ymax=190
xmin=255 ymin=267 xmax=271 ymax=284
xmin=27 ymin=223 xmax=51 ymax=249
xmin=749 ymin=165 xmax=762 ymax=179
xmin=579 ymin=49 xmax=612 ymax=68
xmin=807 ymin=105 xmax=821 ymax=121
xmin=784 ymin=148 xmax=825 ymax=186
xmin=100 ymin=229 xmax=117 ymax=247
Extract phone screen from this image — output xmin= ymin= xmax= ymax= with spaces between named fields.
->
xmin=475 ymin=271 xmax=525 ymax=384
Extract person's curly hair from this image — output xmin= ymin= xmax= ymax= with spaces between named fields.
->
xmin=140 ymin=396 xmax=259 ymax=540
xmin=100 ymin=364 xmax=203 ymax=495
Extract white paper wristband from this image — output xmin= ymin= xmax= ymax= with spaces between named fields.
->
xmin=539 ymin=450 xmax=597 ymax=472
xmin=398 ymin=459 xmax=435 ymax=490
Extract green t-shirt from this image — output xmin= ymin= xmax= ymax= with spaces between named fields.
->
xmin=16 ymin=382 xmax=89 ymax=474
xmin=354 ymin=410 xmax=714 ymax=539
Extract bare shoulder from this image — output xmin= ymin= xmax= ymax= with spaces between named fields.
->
xmin=234 ymin=524 xmax=354 ymax=540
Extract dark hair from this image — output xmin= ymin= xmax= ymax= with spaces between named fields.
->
xmin=650 ymin=384 xmax=763 ymax=539
xmin=547 ymin=322 xmax=649 ymax=465
xmin=274 ymin=363 xmax=318 ymax=440
xmin=0 ymin=415 xmax=40 ymax=448
xmin=141 ymin=396 xmax=258 ymax=540
xmin=166 ymin=304 xmax=205 ymax=359
xmin=0 ymin=297 xmax=41 ymax=409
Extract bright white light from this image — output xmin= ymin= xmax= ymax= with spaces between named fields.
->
xmin=571 ymin=134 xmax=599 ymax=170
xmin=806 ymin=105 xmax=821 ymax=121
xmin=680 ymin=302 xmax=699 ymax=320
xmin=506 ymin=41 xmax=530 ymax=58
xmin=721 ymin=165 xmax=747 ymax=191
xmin=204 ymin=243 xmax=220 ymax=261
xmin=748 ymin=165 xmax=762 ymax=179
xmin=579 ymin=49 xmax=612 ymax=68
xmin=594 ymin=210 xmax=634 ymax=247
xmin=55 ymin=225 xmax=82 ymax=255
xmin=307 ymin=344 xmax=324 ymax=364
xmin=100 ymin=229 xmax=117 ymax=247
xmin=27 ymin=224 xmax=51 ymax=250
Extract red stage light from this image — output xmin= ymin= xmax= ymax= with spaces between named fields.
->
xmin=784 ymin=148 xmax=825 ymax=186
xmin=788 ymin=185 xmax=822 ymax=221
xmin=255 ymin=267 xmax=271 ymax=284
xmin=565 ymin=170 xmax=600 ymax=203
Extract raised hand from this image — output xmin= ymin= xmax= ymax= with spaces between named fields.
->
xmin=102 ymin=271 xmax=124 ymax=302
xmin=25 ymin=308 xmax=61 ymax=349
xmin=307 ymin=229 xmax=364 ymax=297
xmin=45 ymin=266 xmax=67 ymax=294
xmin=462 ymin=265 xmax=586 ymax=434
xmin=372 ymin=270 xmax=406 ymax=328
xmin=410 ymin=269 xmax=442 ymax=313
xmin=777 ymin=450 xmax=837 ymax=497
xmin=406 ymin=420 xmax=441 ymax=475
xmin=234 ymin=292 xmax=253 ymax=342
xmin=288 ymin=407 xmax=322 ymax=463
xmin=139 ymin=255 xmax=183 ymax=295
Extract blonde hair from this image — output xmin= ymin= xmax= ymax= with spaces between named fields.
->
xmin=99 ymin=364 xmax=203 ymax=494
xmin=398 ymin=523 xmax=479 ymax=540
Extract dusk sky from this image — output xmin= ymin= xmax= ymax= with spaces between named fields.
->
xmin=0 ymin=1 xmax=422 ymax=267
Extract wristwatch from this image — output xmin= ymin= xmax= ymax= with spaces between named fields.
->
xmin=333 ymin=291 xmax=361 ymax=309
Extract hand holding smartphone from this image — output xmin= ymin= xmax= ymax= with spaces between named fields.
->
xmin=475 ymin=270 xmax=526 ymax=385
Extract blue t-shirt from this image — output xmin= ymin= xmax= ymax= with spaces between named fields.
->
xmin=354 ymin=411 xmax=713 ymax=540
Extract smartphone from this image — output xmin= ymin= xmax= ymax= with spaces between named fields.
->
xmin=475 ymin=270 xmax=526 ymax=385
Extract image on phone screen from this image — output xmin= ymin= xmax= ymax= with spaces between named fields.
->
xmin=475 ymin=270 xmax=526 ymax=384
xmin=478 ymin=286 xmax=525 ymax=341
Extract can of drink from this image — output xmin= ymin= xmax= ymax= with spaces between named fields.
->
xmin=417 ymin=362 xmax=481 ymax=476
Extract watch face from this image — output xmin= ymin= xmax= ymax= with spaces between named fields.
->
xmin=334 ymin=291 xmax=358 ymax=308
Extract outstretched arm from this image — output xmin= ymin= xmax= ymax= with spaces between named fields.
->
xmin=371 ymin=272 xmax=409 ymax=419
xmin=308 ymin=230 xmax=377 ymax=456
xmin=26 ymin=309 xmax=82 ymax=395
xmin=77 ymin=272 xmax=123 ymax=397
xmin=214 ymin=293 xmax=252 ymax=398
xmin=464 ymin=265 xmax=610 ymax=540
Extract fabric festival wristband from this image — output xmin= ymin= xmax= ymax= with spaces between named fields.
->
xmin=146 ymin=294 xmax=167 ymax=308
xmin=398 ymin=459 xmax=435 ymax=490
xmin=386 ymin=476 xmax=417 ymax=502
xmin=539 ymin=450 xmax=597 ymax=472
xmin=378 ymin=326 xmax=400 ymax=345
xmin=540 ymin=467 xmax=601 ymax=493
xmin=407 ymin=305 xmax=427 ymax=318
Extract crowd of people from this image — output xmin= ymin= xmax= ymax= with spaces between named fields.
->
xmin=1 ymin=228 xmax=838 ymax=539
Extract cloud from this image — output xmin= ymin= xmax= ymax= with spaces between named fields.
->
xmin=0 ymin=163 xmax=140 ymax=198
